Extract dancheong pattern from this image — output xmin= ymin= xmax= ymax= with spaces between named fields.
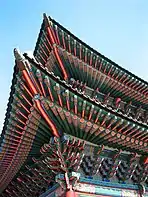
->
xmin=0 ymin=13 xmax=148 ymax=197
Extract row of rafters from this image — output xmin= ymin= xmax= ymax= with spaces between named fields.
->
xmin=34 ymin=14 xmax=148 ymax=110
xmin=0 ymin=48 xmax=147 ymax=193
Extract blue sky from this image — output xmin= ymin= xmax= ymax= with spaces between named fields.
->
xmin=0 ymin=0 xmax=148 ymax=133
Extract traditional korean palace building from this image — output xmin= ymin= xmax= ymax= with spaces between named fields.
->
xmin=0 ymin=13 xmax=148 ymax=197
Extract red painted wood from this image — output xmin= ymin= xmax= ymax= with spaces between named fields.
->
xmin=144 ymin=157 xmax=148 ymax=164
xmin=66 ymin=190 xmax=77 ymax=197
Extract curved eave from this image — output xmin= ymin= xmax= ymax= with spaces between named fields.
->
xmin=25 ymin=54 xmax=148 ymax=132
xmin=24 ymin=54 xmax=148 ymax=154
xmin=0 ymin=64 xmax=18 ymax=147
xmin=34 ymin=14 xmax=148 ymax=89
xmin=0 ymin=51 xmax=56 ymax=192
xmin=45 ymin=47 xmax=148 ymax=110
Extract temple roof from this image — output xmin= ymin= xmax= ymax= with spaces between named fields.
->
xmin=0 ymin=13 xmax=148 ymax=196
xmin=34 ymin=14 xmax=148 ymax=87
xmin=0 ymin=50 xmax=147 ymax=192
xmin=0 ymin=65 xmax=18 ymax=146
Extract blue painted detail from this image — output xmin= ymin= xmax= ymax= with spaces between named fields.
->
xmin=39 ymin=177 xmax=148 ymax=197
xmin=80 ymin=177 xmax=139 ymax=190
xmin=85 ymin=176 xmax=93 ymax=179
xmin=39 ymin=184 xmax=59 ymax=197
xmin=95 ymin=187 xmax=121 ymax=196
